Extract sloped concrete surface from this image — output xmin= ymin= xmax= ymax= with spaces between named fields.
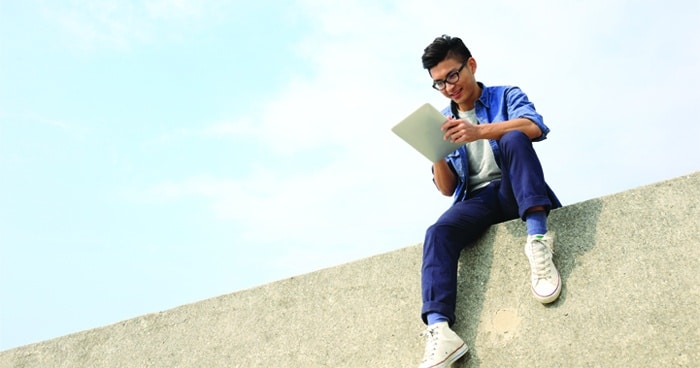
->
xmin=1 ymin=172 xmax=698 ymax=367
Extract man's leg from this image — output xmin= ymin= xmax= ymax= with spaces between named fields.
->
xmin=497 ymin=131 xmax=561 ymax=304
xmin=421 ymin=184 xmax=502 ymax=325
xmin=496 ymin=131 xmax=551 ymax=219
xmin=419 ymin=185 xmax=502 ymax=368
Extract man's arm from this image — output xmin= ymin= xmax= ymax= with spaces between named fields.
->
xmin=442 ymin=117 xmax=542 ymax=144
xmin=475 ymin=118 xmax=542 ymax=140
xmin=432 ymin=159 xmax=457 ymax=196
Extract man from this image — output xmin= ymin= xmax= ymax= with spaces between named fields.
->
xmin=418 ymin=35 xmax=562 ymax=368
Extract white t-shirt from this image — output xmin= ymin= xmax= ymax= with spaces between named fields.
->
xmin=458 ymin=109 xmax=502 ymax=192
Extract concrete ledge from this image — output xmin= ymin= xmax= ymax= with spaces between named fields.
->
xmin=1 ymin=172 xmax=698 ymax=367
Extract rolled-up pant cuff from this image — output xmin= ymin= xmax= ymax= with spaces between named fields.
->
xmin=421 ymin=301 xmax=456 ymax=326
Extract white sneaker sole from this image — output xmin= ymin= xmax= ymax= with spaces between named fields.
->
xmin=424 ymin=343 xmax=468 ymax=368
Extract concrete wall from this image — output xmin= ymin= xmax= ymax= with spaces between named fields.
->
xmin=1 ymin=172 xmax=699 ymax=367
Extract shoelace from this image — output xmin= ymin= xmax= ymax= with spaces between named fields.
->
xmin=530 ymin=239 xmax=554 ymax=279
xmin=420 ymin=327 xmax=440 ymax=361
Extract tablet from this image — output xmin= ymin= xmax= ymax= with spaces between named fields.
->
xmin=391 ymin=103 xmax=462 ymax=163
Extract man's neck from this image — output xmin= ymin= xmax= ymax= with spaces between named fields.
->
xmin=455 ymin=84 xmax=482 ymax=111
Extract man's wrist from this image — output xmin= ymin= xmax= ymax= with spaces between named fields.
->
xmin=477 ymin=123 xmax=490 ymax=140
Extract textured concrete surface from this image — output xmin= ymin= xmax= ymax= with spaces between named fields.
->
xmin=1 ymin=172 xmax=698 ymax=367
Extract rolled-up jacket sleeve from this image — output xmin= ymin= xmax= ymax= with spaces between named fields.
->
xmin=506 ymin=86 xmax=549 ymax=141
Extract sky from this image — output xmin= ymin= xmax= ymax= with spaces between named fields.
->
xmin=1 ymin=0 xmax=698 ymax=351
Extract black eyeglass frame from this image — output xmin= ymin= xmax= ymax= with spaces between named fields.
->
xmin=432 ymin=59 xmax=468 ymax=91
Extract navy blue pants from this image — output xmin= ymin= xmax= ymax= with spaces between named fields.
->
xmin=421 ymin=131 xmax=556 ymax=325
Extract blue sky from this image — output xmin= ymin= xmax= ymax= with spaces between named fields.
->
xmin=1 ymin=0 xmax=698 ymax=350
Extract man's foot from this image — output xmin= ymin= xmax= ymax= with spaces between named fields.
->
xmin=524 ymin=233 xmax=561 ymax=303
xmin=419 ymin=321 xmax=468 ymax=368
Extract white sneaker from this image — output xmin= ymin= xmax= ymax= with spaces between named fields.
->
xmin=419 ymin=322 xmax=468 ymax=368
xmin=524 ymin=233 xmax=561 ymax=304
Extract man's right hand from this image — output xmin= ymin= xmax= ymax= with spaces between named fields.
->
xmin=433 ymin=159 xmax=457 ymax=196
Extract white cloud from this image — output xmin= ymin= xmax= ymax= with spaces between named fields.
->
xmin=146 ymin=145 xmax=450 ymax=279
xmin=144 ymin=0 xmax=204 ymax=19
xmin=40 ymin=1 xmax=149 ymax=50
xmin=38 ymin=0 xmax=231 ymax=50
xmin=201 ymin=118 xmax=257 ymax=138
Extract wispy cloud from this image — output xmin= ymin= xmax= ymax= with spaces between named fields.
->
xmin=38 ymin=0 xmax=230 ymax=50
xmin=144 ymin=0 xmax=204 ymax=20
xmin=27 ymin=113 xmax=73 ymax=130
xmin=1 ymin=111 xmax=77 ymax=133
xmin=200 ymin=117 xmax=258 ymax=139
xmin=40 ymin=1 xmax=148 ymax=50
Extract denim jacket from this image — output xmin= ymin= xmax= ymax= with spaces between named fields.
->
xmin=439 ymin=82 xmax=559 ymax=206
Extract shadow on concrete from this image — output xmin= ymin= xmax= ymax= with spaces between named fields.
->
xmin=452 ymin=230 xmax=497 ymax=367
xmin=450 ymin=197 xmax=603 ymax=367
xmin=542 ymin=197 xmax=604 ymax=307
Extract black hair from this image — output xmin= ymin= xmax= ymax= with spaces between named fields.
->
xmin=421 ymin=34 xmax=472 ymax=71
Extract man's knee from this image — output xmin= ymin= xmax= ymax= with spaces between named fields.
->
xmin=425 ymin=218 xmax=487 ymax=254
xmin=500 ymin=130 xmax=530 ymax=146
xmin=499 ymin=130 xmax=535 ymax=157
xmin=424 ymin=223 xmax=453 ymax=256
xmin=425 ymin=222 xmax=453 ymax=242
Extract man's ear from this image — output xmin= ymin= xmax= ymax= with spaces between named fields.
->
xmin=468 ymin=57 xmax=477 ymax=74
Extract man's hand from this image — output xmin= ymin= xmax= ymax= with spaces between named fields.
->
xmin=433 ymin=159 xmax=457 ymax=196
xmin=441 ymin=117 xmax=481 ymax=143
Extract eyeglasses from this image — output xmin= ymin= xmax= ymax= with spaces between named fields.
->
xmin=432 ymin=59 xmax=467 ymax=90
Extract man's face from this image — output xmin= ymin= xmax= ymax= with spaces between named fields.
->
xmin=429 ymin=57 xmax=478 ymax=111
